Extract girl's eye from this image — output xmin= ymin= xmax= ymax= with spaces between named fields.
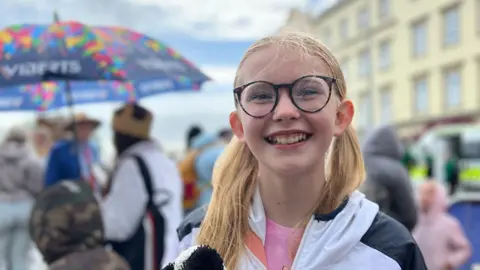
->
xmin=244 ymin=83 xmax=275 ymax=102
xmin=248 ymin=93 xmax=274 ymax=101
xmin=295 ymin=89 xmax=320 ymax=96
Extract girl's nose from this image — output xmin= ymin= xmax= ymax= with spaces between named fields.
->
xmin=272 ymin=89 xmax=300 ymax=122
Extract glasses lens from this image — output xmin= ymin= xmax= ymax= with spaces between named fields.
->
xmin=239 ymin=82 xmax=276 ymax=117
xmin=292 ymin=76 xmax=331 ymax=112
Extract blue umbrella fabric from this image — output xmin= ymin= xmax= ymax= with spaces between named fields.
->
xmin=0 ymin=21 xmax=210 ymax=111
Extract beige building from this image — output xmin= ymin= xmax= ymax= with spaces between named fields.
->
xmin=280 ymin=0 xmax=480 ymax=141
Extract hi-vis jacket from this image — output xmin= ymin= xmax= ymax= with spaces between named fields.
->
xmin=176 ymin=190 xmax=427 ymax=269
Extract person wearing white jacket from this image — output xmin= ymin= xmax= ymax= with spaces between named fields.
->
xmin=101 ymin=103 xmax=183 ymax=270
xmin=0 ymin=127 xmax=44 ymax=270
xmin=174 ymin=32 xmax=427 ymax=269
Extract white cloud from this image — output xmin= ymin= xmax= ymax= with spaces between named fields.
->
xmin=136 ymin=0 xmax=306 ymax=40
xmin=202 ymin=65 xmax=237 ymax=86
xmin=134 ymin=0 xmax=340 ymax=40
xmin=0 ymin=0 xmax=314 ymax=40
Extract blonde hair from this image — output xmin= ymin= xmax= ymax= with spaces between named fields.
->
xmin=196 ymin=32 xmax=365 ymax=268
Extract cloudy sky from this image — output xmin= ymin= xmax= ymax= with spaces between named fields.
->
xmin=0 ymin=0 xmax=337 ymax=157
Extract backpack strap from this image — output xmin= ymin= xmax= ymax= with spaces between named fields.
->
xmin=131 ymin=155 xmax=154 ymax=205
xmin=131 ymin=154 xmax=172 ymax=208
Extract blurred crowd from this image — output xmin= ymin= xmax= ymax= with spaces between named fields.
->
xmin=360 ymin=126 xmax=472 ymax=270
xmin=0 ymin=102 xmax=230 ymax=270
xmin=0 ymin=104 xmax=475 ymax=270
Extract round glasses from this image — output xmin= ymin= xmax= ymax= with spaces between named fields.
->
xmin=233 ymin=75 xmax=336 ymax=118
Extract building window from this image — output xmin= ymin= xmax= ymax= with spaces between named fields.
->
xmin=412 ymin=19 xmax=427 ymax=58
xmin=379 ymin=0 xmax=390 ymax=19
xmin=380 ymin=88 xmax=392 ymax=124
xmin=359 ymin=92 xmax=373 ymax=128
xmin=358 ymin=49 xmax=371 ymax=77
xmin=358 ymin=6 xmax=370 ymax=30
xmin=340 ymin=18 xmax=348 ymax=41
xmin=443 ymin=6 xmax=460 ymax=46
xmin=379 ymin=40 xmax=391 ymax=70
xmin=414 ymin=77 xmax=428 ymax=113
xmin=444 ymin=69 xmax=461 ymax=108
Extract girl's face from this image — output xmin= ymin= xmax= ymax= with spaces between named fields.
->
xmin=230 ymin=44 xmax=354 ymax=177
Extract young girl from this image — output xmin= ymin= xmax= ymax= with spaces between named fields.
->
xmin=413 ymin=181 xmax=471 ymax=270
xmin=176 ymin=32 xmax=427 ymax=269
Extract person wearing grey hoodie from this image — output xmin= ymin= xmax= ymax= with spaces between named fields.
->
xmin=361 ymin=126 xmax=418 ymax=231
xmin=0 ymin=127 xmax=44 ymax=270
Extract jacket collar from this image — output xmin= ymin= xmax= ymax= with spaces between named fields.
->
xmin=248 ymin=187 xmax=351 ymax=244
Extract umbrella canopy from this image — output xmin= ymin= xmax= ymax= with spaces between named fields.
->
xmin=0 ymin=21 xmax=211 ymax=111
xmin=0 ymin=22 xmax=124 ymax=86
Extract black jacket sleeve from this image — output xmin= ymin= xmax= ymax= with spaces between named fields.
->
xmin=401 ymin=242 xmax=428 ymax=270
xmin=361 ymin=213 xmax=427 ymax=270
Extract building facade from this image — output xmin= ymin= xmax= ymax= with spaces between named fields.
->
xmin=280 ymin=0 xmax=480 ymax=141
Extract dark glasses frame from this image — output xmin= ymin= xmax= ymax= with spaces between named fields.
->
xmin=233 ymin=75 xmax=338 ymax=118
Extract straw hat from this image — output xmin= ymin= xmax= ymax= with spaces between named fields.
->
xmin=112 ymin=103 xmax=152 ymax=139
xmin=65 ymin=113 xmax=101 ymax=131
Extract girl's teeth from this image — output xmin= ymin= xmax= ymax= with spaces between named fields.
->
xmin=269 ymin=134 xmax=307 ymax=145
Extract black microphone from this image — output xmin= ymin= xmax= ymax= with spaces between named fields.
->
xmin=162 ymin=245 xmax=226 ymax=270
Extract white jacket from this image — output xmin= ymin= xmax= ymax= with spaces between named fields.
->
xmin=101 ymin=141 xmax=184 ymax=266
xmin=177 ymin=190 xmax=427 ymax=269
xmin=0 ymin=141 xmax=44 ymax=201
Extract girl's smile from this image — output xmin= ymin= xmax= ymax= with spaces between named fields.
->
xmin=264 ymin=129 xmax=313 ymax=151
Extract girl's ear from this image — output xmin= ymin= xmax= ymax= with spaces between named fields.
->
xmin=333 ymin=99 xmax=354 ymax=137
xmin=229 ymin=111 xmax=245 ymax=142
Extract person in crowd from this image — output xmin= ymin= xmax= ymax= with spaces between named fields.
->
xmin=36 ymin=115 xmax=69 ymax=142
xmin=444 ymin=151 xmax=460 ymax=195
xmin=29 ymin=180 xmax=130 ymax=270
xmin=31 ymin=125 xmax=54 ymax=161
xmin=186 ymin=125 xmax=203 ymax=151
xmin=101 ymin=103 xmax=183 ymax=269
xmin=192 ymin=133 xmax=225 ymax=208
xmin=175 ymin=32 xmax=426 ymax=269
xmin=361 ymin=125 xmax=418 ymax=231
xmin=0 ymin=127 xmax=44 ymax=270
xmin=218 ymin=128 xmax=233 ymax=143
xmin=401 ymin=140 xmax=417 ymax=171
xmin=178 ymin=132 xmax=224 ymax=214
xmin=413 ymin=181 xmax=471 ymax=270
xmin=425 ymin=148 xmax=434 ymax=178
xmin=44 ymin=113 xmax=101 ymax=192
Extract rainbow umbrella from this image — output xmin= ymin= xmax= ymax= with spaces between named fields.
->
xmin=0 ymin=21 xmax=210 ymax=111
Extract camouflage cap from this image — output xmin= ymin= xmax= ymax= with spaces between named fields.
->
xmin=49 ymin=247 xmax=131 ymax=270
xmin=29 ymin=180 xmax=104 ymax=264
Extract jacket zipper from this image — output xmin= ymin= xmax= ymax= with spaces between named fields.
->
xmin=290 ymin=218 xmax=314 ymax=270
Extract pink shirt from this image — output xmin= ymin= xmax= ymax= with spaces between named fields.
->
xmin=264 ymin=219 xmax=303 ymax=270
xmin=413 ymin=183 xmax=471 ymax=269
